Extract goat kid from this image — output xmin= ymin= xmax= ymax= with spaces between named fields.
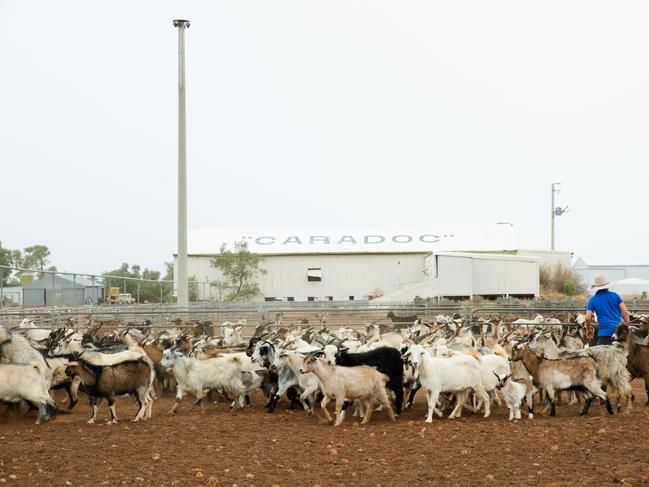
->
xmin=495 ymin=372 xmax=537 ymax=420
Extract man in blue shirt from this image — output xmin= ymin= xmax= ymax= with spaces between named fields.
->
xmin=584 ymin=274 xmax=630 ymax=345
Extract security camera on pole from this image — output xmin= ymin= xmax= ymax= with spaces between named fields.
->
xmin=551 ymin=182 xmax=569 ymax=250
xmin=174 ymin=19 xmax=190 ymax=308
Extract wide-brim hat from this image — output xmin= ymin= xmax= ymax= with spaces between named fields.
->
xmin=591 ymin=273 xmax=612 ymax=291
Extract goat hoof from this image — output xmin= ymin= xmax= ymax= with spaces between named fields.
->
xmin=87 ymin=419 xmax=95 ymax=424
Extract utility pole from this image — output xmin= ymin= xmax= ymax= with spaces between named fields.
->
xmin=551 ymin=182 xmax=569 ymax=250
xmin=174 ymin=19 xmax=190 ymax=308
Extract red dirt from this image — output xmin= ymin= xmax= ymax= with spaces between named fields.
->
xmin=1 ymin=383 xmax=649 ymax=487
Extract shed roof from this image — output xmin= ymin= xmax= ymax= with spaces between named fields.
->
xmin=575 ymin=256 xmax=649 ymax=267
xmin=186 ymin=224 xmax=517 ymax=256
xmin=22 ymin=275 xmax=103 ymax=289
xmin=57 ymin=275 xmax=103 ymax=287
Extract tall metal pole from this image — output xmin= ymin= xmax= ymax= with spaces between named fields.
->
xmin=551 ymin=183 xmax=556 ymax=250
xmin=174 ymin=19 xmax=190 ymax=308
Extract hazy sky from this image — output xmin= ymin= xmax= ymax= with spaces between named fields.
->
xmin=2 ymin=1 xmax=648 ymax=275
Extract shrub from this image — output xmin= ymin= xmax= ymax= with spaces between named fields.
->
xmin=563 ymin=279 xmax=577 ymax=296
xmin=540 ymin=264 xmax=585 ymax=297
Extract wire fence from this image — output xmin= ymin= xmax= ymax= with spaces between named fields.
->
xmin=0 ymin=264 xmax=213 ymax=307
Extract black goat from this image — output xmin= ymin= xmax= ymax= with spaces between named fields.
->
xmin=387 ymin=311 xmax=418 ymax=324
xmin=335 ymin=346 xmax=404 ymax=414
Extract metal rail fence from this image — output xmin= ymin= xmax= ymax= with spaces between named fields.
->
xmin=0 ymin=301 xmax=463 ymax=329
xmin=3 ymin=299 xmax=649 ymax=332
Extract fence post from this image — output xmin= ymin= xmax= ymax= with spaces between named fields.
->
xmin=73 ymin=273 xmax=77 ymax=306
xmin=137 ymin=283 xmax=140 ymax=304
xmin=0 ymin=268 xmax=3 ymax=309
xmin=160 ymin=282 xmax=163 ymax=304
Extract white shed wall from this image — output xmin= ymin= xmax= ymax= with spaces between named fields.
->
xmin=435 ymin=255 xmax=473 ymax=296
xmin=185 ymin=253 xmax=426 ymax=302
xmin=517 ymin=249 xmax=572 ymax=269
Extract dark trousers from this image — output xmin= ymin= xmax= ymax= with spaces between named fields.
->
xmin=597 ymin=336 xmax=613 ymax=346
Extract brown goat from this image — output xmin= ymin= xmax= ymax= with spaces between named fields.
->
xmin=65 ymin=359 xmax=152 ymax=424
xmin=142 ymin=344 xmax=176 ymax=394
xmin=613 ymin=323 xmax=649 ymax=404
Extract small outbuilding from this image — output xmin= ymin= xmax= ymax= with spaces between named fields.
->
xmin=22 ymin=275 xmax=104 ymax=306
xmin=609 ymin=278 xmax=649 ymax=298
xmin=574 ymin=256 xmax=649 ymax=286
xmin=372 ymin=252 xmax=540 ymax=301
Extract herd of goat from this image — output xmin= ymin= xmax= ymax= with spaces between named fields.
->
xmin=1 ymin=311 xmax=649 ymax=426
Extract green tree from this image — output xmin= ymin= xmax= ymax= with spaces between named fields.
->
xmin=210 ymin=241 xmax=265 ymax=301
xmin=104 ymin=263 xmax=164 ymax=303
xmin=8 ymin=250 xmax=27 ymax=284
xmin=103 ymin=262 xmax=198 ymax=303
xmin=0 ymin=241 xmax=12 ymax=286
xmin=23 ymin=245 xmax=52 ymax=276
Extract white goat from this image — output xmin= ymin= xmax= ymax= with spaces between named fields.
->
xmin=160 ymin=349 xmax=246 ymax=413
xmin=272 ymin=351 xmax=321 ymax=414
xmin=222 ymin=322 xmax=245 ymax=346
xmin=18 ymin=319 xmax=51 ymax=344
xmin=0 ymin=362 xmax=56 ymax=424
xmin=495 ymin=373 xmax=537 ymax=420
xmin=0 ymin=326 xmax=53 ymax=389
xmin=404 ymin=344 xmax=490 ymax=423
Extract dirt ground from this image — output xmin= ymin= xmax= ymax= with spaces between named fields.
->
xmin=1 ymin=382 xmax=649 ymax=487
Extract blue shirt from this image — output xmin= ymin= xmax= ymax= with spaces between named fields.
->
xmin=586 ymin=290 xmax=623 ymax=337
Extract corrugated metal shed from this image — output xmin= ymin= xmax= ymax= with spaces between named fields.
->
xmin=574 ymin=256 xmax=649 ymax=285
xmin=22 ymin=275 xmax=104 ymax=306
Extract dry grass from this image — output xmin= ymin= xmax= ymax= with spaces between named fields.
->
xmin=540 ymin=264 xmax=586 ymax=297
